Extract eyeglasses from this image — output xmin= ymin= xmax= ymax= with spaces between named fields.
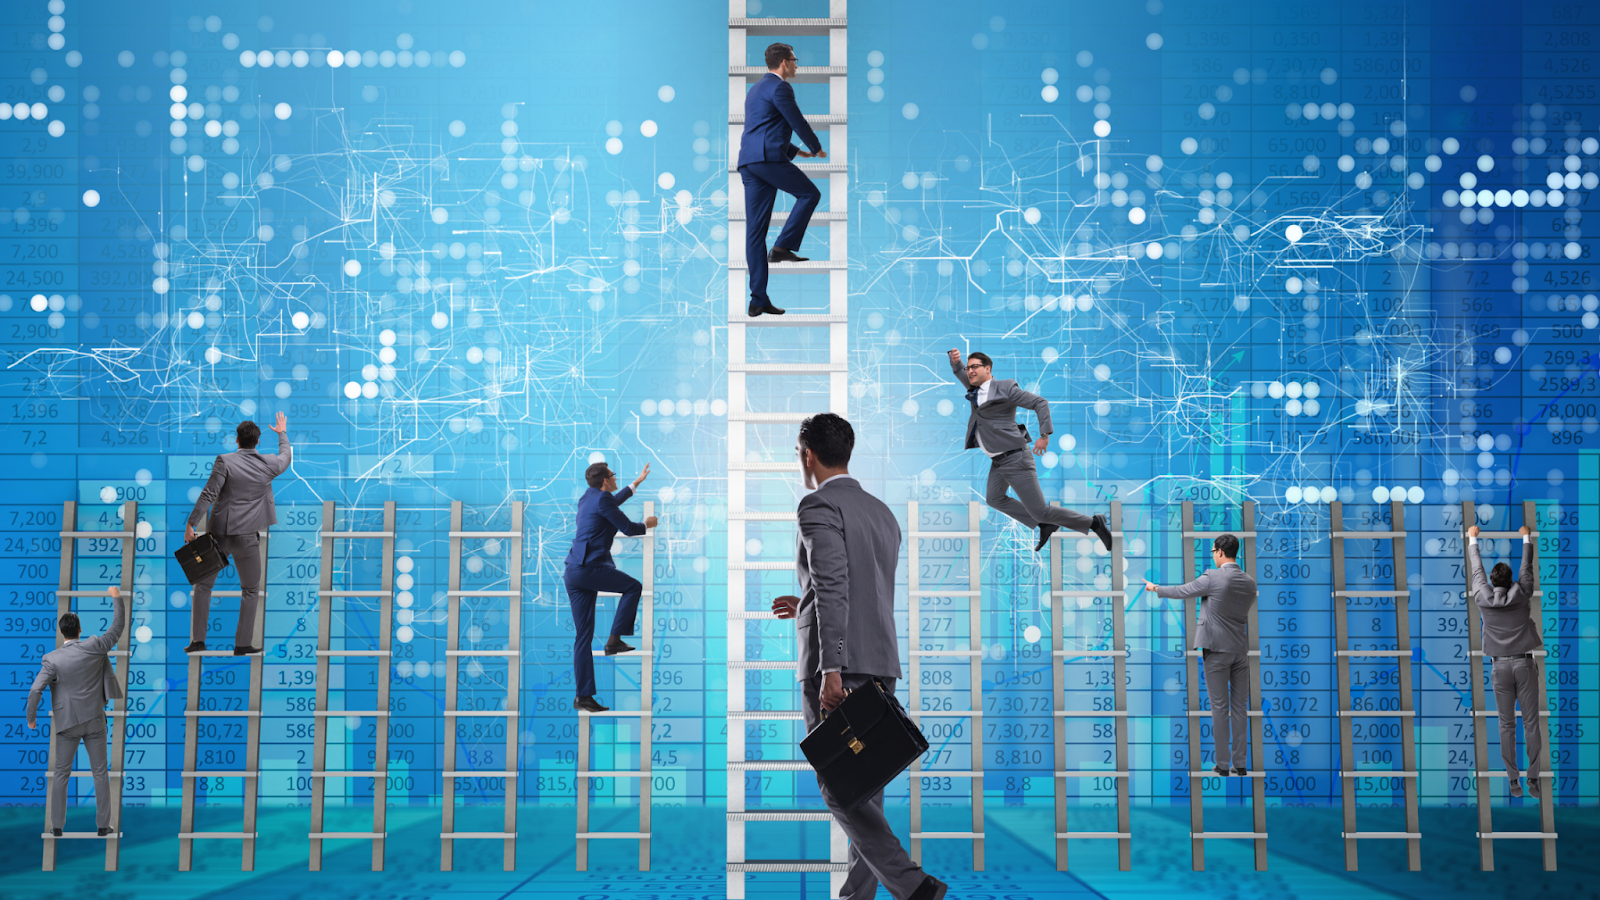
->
xmin=965 ymin=363 xmax=988 ymax=371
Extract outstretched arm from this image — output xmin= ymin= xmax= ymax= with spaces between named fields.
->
xmin=947 ymin=348 xmax=973 ymax=388
xmin=598 ymin=490 xmax=647 ymax=537
xmin=1513 ymin=532 xmax=1538 ymax=604
xmin=1146 ymin=571 xmax=1214 ymax=600
xmin=269 ymin=412 xmax=292 ymax=475
xmin=773 ymin=81 xmax=823 ymax=154
xmin=1466 ymin=536 xmax=1496 ymax=606
xmin=82 ymin=586 xmax=126 ymax=654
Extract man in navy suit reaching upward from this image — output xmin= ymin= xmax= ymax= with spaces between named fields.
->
xmin=739 ymin=42 xmax=825 ymax=317
xmin=564 ymin=462 xmax=659 ymax=713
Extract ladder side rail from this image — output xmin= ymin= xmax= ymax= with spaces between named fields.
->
xmin=440 ymin=502 xmax=464 ymax=871
xmin=1330 ymin=501 xmax=1357 ymax=869
xmin=372 ymin=502 xmax=397 ymax=870
xmin=639 ymin=501 xmax=654 ymax=870
xmin=907 ymin=501 xmax=922 ymax=863
xmin=505 ymin=501 xmax=524 ymax=871
xmin=1110 ymin=501 xmax=1130 ymax=870
xmin=1050 ymin=502 xmax=1067 ymax=870
xmin=1524 ymin=500 xmax=1556 ymax=870
xmin=1391 ymin=499 xmax=1421 ymax=870
xmin=241 ymin=529 xmax=268 ymax=871
xmin=1242 ymin=501 xmax=1266 ymax=871
xmin=101 ymin=500 xmax=137 ymax=870
xmin=309 ymin=501 xmax=337 ymax=870
xmin=1181 ymin=501 xmax=1205 ymax=871
xmin=42 ymin=501 xmax=77 ymax=871
xmin=968 ymin=501 xmax=984 ymax=870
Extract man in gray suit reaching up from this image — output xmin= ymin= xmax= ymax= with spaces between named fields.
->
xmin=185 ymin=413 xmax=292 ymax=655
xmin=771 ymin=414 xmax=948 ymax=900
xmin=27 ymin=585 xmax=126 ymax=836
xmin=1467 ymin=523 xmax=1544 ymax=798
xmin=1145 ymin=533 xmax=1257 ymax=776
xmin=947 ymin=349 xmax=1113 ymax=553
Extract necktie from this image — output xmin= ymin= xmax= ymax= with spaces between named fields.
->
xmin=966 ymin=388 xmax=979 ymax=404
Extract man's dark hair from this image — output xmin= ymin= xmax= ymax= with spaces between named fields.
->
xmin=1213 ymin=533 xmax=1240 ymax=559
xmin=59 ymin=612 xmax=80 ymax=640
xmin=1490 ymin=561 xmax=1513 ymax=590
xmin=765 ymin=42 xmax=795 ymax=69
xmin=585 ymin=462 xmax=615 ymax=489
xmin=236 ymin=420 xmax=261 ymax=449
xmin=967 ymin=351 xmax=993 ymax=370
xmin=798 ymin=413 xmax=854 ymax=468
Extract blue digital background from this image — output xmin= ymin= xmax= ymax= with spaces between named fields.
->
xmin=2 ymin=0 xmax=1597 ymax=831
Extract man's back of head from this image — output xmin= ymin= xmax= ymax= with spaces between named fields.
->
xmin=1490 ymin=561 xmax=1514 ymax=591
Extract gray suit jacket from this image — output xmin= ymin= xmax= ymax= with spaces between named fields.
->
xmin=1155 ymin=562 xmax=1257 ymax=655
xmin=26 ymin=590 xmax=127 ymax=731
xmin=1470 ymin=541 xmax=1543 ymax=657
xmin=794 ymin=475 xmax=903 ymax=680
xmin=948 ymin=355 xmax=1053 ymax=453
xmin=187 ymin=436 xmax=292 ymax=536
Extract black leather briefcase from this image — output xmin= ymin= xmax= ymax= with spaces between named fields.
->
xmin=800 ymin=679 xmax=929 ymax=811
xmin=174 ymin=533 xmax=228 ymax=585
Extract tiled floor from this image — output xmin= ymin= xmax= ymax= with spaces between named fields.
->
xmin=5 ymin=805 xmax=1595 ymax=899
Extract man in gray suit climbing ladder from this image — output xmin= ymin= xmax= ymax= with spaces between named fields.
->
xmin=185 ymin=412 xmax=293 ymax=655
xmin=1145 ymin=533 xmax=1258 ymax=775
xmin=1467 ymin=523 xmax=1544 ymax=798
xmin=771 ymin=413 xmax=948 ymax=900
xmin=946 ymin=348 xmax=1113 ymax=552
xmin=27 ymin=585 xmax=126 ymax=836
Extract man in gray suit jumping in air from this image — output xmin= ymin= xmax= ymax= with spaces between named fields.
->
xmin=185 ymin=412 xmax=292 ymax=656
xmin=28 ymin=585 xmax=126 ymax=836
xmin=771 ymin=413 xmax=948 ymax=900
xmin=1146 ymin=533 xmax=1257 ymax=776
xmin=947 ymin=348 xmax=1112 ymax=552
xmin=1467 ymin=523 xmax=1544 ymax=798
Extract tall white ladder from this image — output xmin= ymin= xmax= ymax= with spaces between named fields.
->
xmin=1459 ymin=499 xmax=1556 ymax=870
xmin=440 ymin=500 xmax=524 ymax=871
xmin=577 ymin=500 xmax=656 ymax=870
xmin=1049 ymin=499 xmax=1129 ymax=869
xmin=1329 ymin=498 xmax=1420 ymax=869
xmin=178 ymin=522 xmax=269 ymax=871
xmin=726 ymin=1 xmax=850 ymax=897
xmin=309 ymin=501 xmax=396 ymax=870
xmin=1179 ymin=500 xmax=1266 ymax=870
xmin=906 ymin=500 xmax=983 ymax=868
xmin=41 ymin=499 xmax=137 ymax=871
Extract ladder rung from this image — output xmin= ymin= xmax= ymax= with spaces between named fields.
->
xmin=1054 ymin=711 xmax=1127 ymax=717
xmin=728 ymin=761 xmax=811 ymax=770
xmin=728 ymin=64 xmax=845 ymax=80
xmin=1336 ymin=711 xmax=1415 ymax=717
xmin=729 ymin=661 xmax=798 ymax=669
xmin=728 ymin=861 xmax=850 ymax=872
xmin=320 ymin=531 xmax=395 ymax=538
xmin=1185 ymin=711 xmax=1264 ymax=717
xmin=724 ymin=165 xmax=847 ymax=178
xmin=1054 ymin=650 xmax=1128 ymax=657
xmin=1185 ymin=650 xmax=1260 ymax=657
xmin=190 ymin=650 xmax=246 ymax=657
xmin=728 ymin=511 xmax=798 ymax=521
xmin=728 ymin=711 xmax=804 ymax=719
xmin=727 ymin=810 xmax=832 ymax=821
xmin=593 ymin=648 xmax=653 ymax=657
xmin=443 ymin=710 xmax=516 ymax=717
xmin=909 ymin=710 xmax=982 ymax=717
xmin=727 ymin=210 xmax=849 ymax=223
xmin=312 ymin=771 xmax=377 ymax=777
xmin=179 ymin=832 xmax=258 ymax=839
xmin=907 ymin=531 xmax=979 ymax=538
xmin=1331 ymin=532 xmax=1408 ymax=538
xmin=1337 ymin=650 xmax=1409 ymax=657
xmin=1182 ymin=531 xmax=1258 ymax=538
xmin=56 ymin=589 xmax=117 ymax=596
xmin=310 ymin=831 xmax=388 ymax=838
xmin=1473 ymin=531 xmax=1540 ymax=538
xmin=727 ymin=413 xmax=814 ymax=423
xmin=911 ymin=650 xmax=980 ymax=657
xmin=204 ymin=591 xmax=262 ymax=598
xmin=1335 ymin=591 xmax=1410 ymax=597
xmin=1341 ymin=832 xmax=1421 ymax=839
xmin=581 ymin=710 xmax=652 ymax=717
xmin=729 ymin=611 xmax=781 ymax=620
xmin=912 ymin=771 xmax=982 ymax=777
xmin=182 ymin=711 xmax=259 ymax=717
xmin=1190 ymin=771 xmax=1265 ymax=778
xmin=440 ymin=831 xmax=518 ymax=838
xmin=69 ymin=771 xmax=125 ymax=777
xmin=726 ymin=462 xmax=803 ymax=471
xmin=59 ymin=532 xmax=134 ymax=539
xmin=318 ymin=590 xmax=392 ymax=597
xmin=449 ymin=531 xmax=523 ymax=538
xmin=911 ymin=832 xmax=983 ymax=839
xmin=1055 ymin=832 xmax=1132 ymax=839
xmin=1053 ymin=591 xmax=1128 ymax=598
xmin=1474 ymin=770 xmax=1555 ymax=778
xmin=181 ymin=770 xmax=258 ymax=777
xmin=577 ymin=832 xmax=651 ymax=838
xmin=1055 ymin=771 xmax=1129 ymax=778
xmin=1477 ymin=831 xmax=1558 ymax=838
xmin=1340 ymin=771 xmax=1419 ymax=777
xmin=443 ymin=770 xmax=519 ymax=777
xmin=1471 ymin=710 xmax=1557 ymax=717
xmin=312 ymin=710 xmax=390 ymax=717
xmin=447 ymin=650 xmax=520 ymax=657
xmin=1470 ymin=650 xmax=1547 ymax=657
xmin=316 ymin=650 xmax=391 ymax=656
xmin=577 ymin=771 xmax=646 ymax=777
xmin=910 ymin=590 xmax=979 ymax=596
xmin=1054 ymin=531 xmax=1126 ymax=538
xmin=1191 ymin=832 xmax=1268 ymax=838
xmin=737 ymin=314 xmax=849 ymax=327
xmin=447 ymin=590 xmax=520 ymax=597
xmin=727 ymin=562 xmax=798 ymax=570
xmin=729 ymin=362 xmax=847 ymax=373
xmin=42 ymin=831 xmax=122 ymax=839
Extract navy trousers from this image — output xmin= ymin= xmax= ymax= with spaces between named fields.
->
xmin=740 ymin=159 xmax=821 ymax=308
xmin=563 ymin=564 xmax=642 ymax=698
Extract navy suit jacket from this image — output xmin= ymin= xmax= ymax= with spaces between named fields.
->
xmin=736 ymin=73 xmax=823 ymax=168
xmin=564 ymin=485 xmax=646 ymax=569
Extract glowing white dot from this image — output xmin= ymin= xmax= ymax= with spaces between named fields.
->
xmin=1093 ymin=364 xmax=1111 ymax=381
xmin=343 ymin=259 xmax=361 ymax=276
xmin=1145 ymin=241 xmax=1163 ymax=259
xmin=134 ymin=625 xmax=152 ymax=644
xmin=1407 ymin=486 xmax=1425 ymax=504
xmin=1146 ymin=32 xmax=1163 ymax=49
xmin=1129 ymin=207 xmax=1146 ymax=225
xmin=1181 ymin=137 xmax=1198 ymax=154
xmin=658 ymin=85 xmax=675 ymax=102
xmin=1041 ymin=85 xmax=1059 ymax=103
xmin=431 ymin=206 xmax=448 ymax=224
xmin=292 ymin=311 xmax=310 ymax=329
xmin=432 ymin=311 xmax=449 ymax=328
xmin=1023 ymin=206 xmax=1041 ymax=224
xmin=396 ymin=625 xmax=414 ymax=643
xmin=274 ymin=102 xmax=291 ymax=120
xmin=1372 ymin=487 xmax=1391 ymax=503
xmin=1023 ymin=625 xmax=1042 ymax=643
xmin=1285 ymin=486 xmax=1303 ymax=503
xmin=606 ymin=137 xmax=623 ymax=155
xmin=343 ymin=381 xmax=361 ymax=399
xmin=902 ymin=103 xmax=919 ymax=120
xmin=79 ymin=189 xmax=102 ymax=208
xmin=658 ymin=172 xmax=675 ymax=190
xmin=1093 ymin=120 xmax=1111 ymax=137
xmin=98 ymin=486 xmax=116 ymax=503
xmin=1320 ymin=487 xmax=1337 ymax=503
xmin=640 ymin=119 xmax=658 ymax=137
xmin=361 ymin=381 xmax=379 ymax=399
xmin=1286 ymin=224 xmax=1303 ymax=242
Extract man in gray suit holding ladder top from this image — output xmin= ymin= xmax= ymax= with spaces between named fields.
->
xmin=771 ymin=413 xmax=948 ymax=900
xmin=27 ymin=585 xmax=126 ymax=836
xmin=1145 ymin=533 xmax=1257 ymax=776
xmin=946 ymin=348 xmax=1113 ymax=553
xmin=184 ymin=413 xmax=292 ymax=656
xmin=1467 ymin=523 xmax=1544 ymax=798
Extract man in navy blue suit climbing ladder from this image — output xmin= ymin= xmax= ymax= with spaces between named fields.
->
xmin=738 ymin=42 xmax=825 ymax=317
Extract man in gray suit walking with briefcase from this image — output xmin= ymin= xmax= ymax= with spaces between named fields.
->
xmin=947 ymin=349 xmax=1113 ymax=553
xmin=771 ymin=413 xmax=948 ymax=900
xmin=27 ymin=585 xmax=126 ymax=836
xmin=1467 ymin=523 xmax=1544 ymax=798
xmin=1146 ymin=533 xmax=1257 ymax=775
xmin=185 ymin=413 xmax=292 ymax=655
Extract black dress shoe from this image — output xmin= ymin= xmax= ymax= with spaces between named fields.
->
xmin=1090 ymin=514 xmax=1114 ymax=551
xmin=909 ymin=875 xmax=948 ymax=900
xmin=232 ymin=645 xmax=261 ymax=656
xmin=1233 ymin=767 xmax=1249 ymax=777
xmin=604 ymin=637 xmax=635 ymax=655
xmin=1034 ymin=523 xmax=1059 ymax=552
xmin=98 ymin=826 xmax=112 ymax=836
xmin=575 ymin=696 xmax=610 ymax=713
xmin=747 ymin=302 xmax=787 ymax=317
xmin=52 ymin=828 xmax=62 ymax=837
xmin=767 ymin=247 xmax=809 ymax=263
xmin=1212 ymin=764 xmax=1231 ymax=777
xmin=185 ymin=640 xmax=207 ymax=653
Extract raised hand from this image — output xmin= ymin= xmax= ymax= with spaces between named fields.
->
xmin=633 ymin=463 xmax=651 ymax=488
xmin=1467 ymin=525 xmax=1480 ymax=538
xmin=1519 ymin=525 xmax=1531 ymax=536
xmin=271 ymin=411 xmax=288 ymax=434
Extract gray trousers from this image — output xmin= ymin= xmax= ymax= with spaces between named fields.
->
xmin=1492 ymin=656 xmax=1543 ymax=781
xmin=1202 ymin=649 xmax=1251 ymax=768
xmin=51 ymin=719 xmax=110 ymax=830
xmin=802 ymin=673 xmax=928 ymax=900
xmin=191 ymin=532 xmax=262 ymax=647
xmin=986 ymin=450 xmax=1093 ymax=532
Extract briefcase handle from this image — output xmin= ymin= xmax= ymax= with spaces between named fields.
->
xmin=819 ymin=679 xmax=890 ymax=755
